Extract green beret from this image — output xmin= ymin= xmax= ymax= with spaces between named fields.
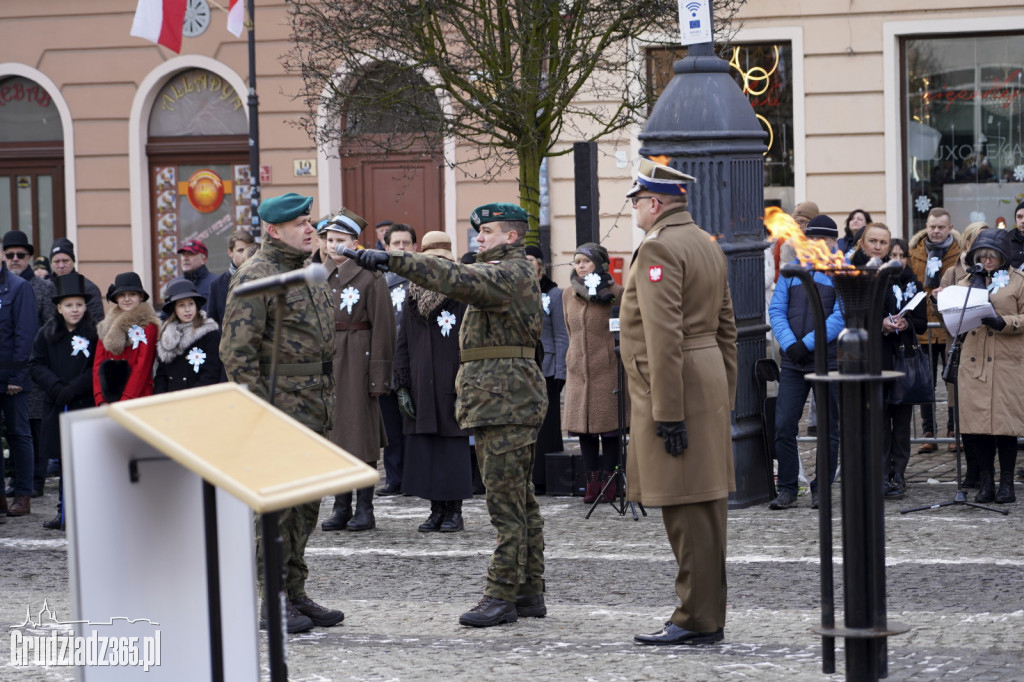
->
xmin=470 ymin=202 xmax=528 ymax=230
xmin=258 ymin=193 xmax=313 ymax=225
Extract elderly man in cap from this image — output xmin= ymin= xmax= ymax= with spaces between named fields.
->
xmin=49 ymin=238 xmax=104 ymax=321
xmin=219 ymin=192 xmax=342 ymax=634
xmin=348 ymin=203 xmax=548 ymax=628
xmin=177 ymin=239 xmax=217 ymax=312
xmin=618 ymin=158 xmax=737 ymax=646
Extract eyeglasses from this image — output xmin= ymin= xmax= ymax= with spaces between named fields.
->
xmin=5 ymin=251 xmax=30 ymax=260
xmin=630 ymin=195 xmax=661 ymax=208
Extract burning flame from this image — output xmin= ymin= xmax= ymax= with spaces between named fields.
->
xmin=763 ymin=206 xmax=854 ymax=272
xmin=648 ymin=155 xmax=671 ymax=166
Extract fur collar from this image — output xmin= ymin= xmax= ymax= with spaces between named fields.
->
xmin=408 ymin=282 xmax=451 ymax=318
xmin=157 ymin=313 xmax=218 ymax=363
xmin=97 ymin=302 xmax=161 ymax=355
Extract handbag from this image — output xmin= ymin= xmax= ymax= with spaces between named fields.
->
xmin=890 ymin=338 xmax=932 ymax=405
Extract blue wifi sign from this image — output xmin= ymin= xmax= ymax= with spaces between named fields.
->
xmin=678 ymin=0 xmax=711 ymax=46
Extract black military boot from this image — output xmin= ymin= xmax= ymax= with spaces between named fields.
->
xmin=260 ymin=598 xmax=314 ymax=634
xmin=975 ymin=470 xmax=995 ymax=504
xmin=439 ymin=500 xmax=464 ymax=532
xmin=995 ymin=476 xmax=1016 ymax=504
xmin=458 ymin=596 xmax=518 ymax=627
xmin=291 ymin=594 xmax=344 ymax=627
xmin=346 ymin=486 xmax=376 ymax=531
xmin=418 ymin=501 xmax=444 ymax=532
xmin=321 ymin=492 xmax=353 ymax=531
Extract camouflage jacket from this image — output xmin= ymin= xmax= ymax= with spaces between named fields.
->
xmin=388 ymin=242 xmax=547 ymax=429
xmin=220 ymin=235 xmax=336 ymax=436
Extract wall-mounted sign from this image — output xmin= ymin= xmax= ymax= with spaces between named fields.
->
xmin=293 ymin=159 xmax=317 ymax=177
xmin=259 ymin=165 xmax=271 ymax=183
xmin=678 ymin=0 xmax=711 ymax=46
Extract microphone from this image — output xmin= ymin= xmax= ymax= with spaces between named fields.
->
xmin=965 ymin=263 xmax=986 ymax=274
xmin=609 ymin=305 xmax=620 ymax=333
xmin=232 ymin=263 xmax=327 ymax=298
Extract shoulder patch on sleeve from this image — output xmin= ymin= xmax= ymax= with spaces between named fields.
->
xmin=649 ymin=265 xmax=663 ymax=282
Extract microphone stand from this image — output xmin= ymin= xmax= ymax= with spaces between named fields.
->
xmin=586 ymin=306 xmax=646 ymax=520
xmin=902 ymin=275 xmax=1007 ymax=516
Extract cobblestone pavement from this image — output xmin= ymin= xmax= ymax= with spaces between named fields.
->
xmin=3 ymin=428 xmax=1023 ymax=682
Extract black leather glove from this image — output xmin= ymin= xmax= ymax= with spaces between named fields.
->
xmin=656 ymin=420 xmax=688 ymax=456
xmin=343 ymin=248 xmax=390 ymax=272
xmin=981 ymin=316 xmax=1006 ymax=332
xmin=785 ymin=340 xmax=810 ymax=364
xmin=56 ymin=385 xmax=77 ymax=407
xmin=397 ymin=387 xmax=416 ymax=420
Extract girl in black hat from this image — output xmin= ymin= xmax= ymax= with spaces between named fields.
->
xmin=154 ymin=279 xmax=222 ymax=393
xmin=29 ymin=273 xmax=99 ymax=530
xmin=93 ymin=272 xmax=160 ymax=404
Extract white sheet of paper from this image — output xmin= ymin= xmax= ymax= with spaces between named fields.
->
xmin=897 ymin=291 xmax=927 ymax=317
xmin=936 ymin=285 xmax=996 ymax=335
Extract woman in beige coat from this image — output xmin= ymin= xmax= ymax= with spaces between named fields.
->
xmin=563 ymin=242 xmax=627 ymax=502
xmin=952 ymin=228 xmax=1024 ymax=503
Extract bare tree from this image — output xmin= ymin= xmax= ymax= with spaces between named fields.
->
xmin=287 ymin=0 xmax=746 ymax=241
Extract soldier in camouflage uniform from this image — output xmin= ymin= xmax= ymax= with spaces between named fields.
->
xmin=348 ymin=202 xmax=548 ymax=627
xmin=219 ymin=192 xmax=343 ymax=634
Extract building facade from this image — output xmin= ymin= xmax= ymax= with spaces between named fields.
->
xmin=1 ymin=1 xmax=1021 ymax=298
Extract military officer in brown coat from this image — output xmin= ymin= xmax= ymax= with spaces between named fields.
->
xmin=317 ymin=209 xmax=395 ymax=532
xmin=620 ymin=159 xmax=738 ymax=646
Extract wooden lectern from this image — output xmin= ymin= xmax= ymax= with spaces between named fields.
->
xmin=63 ymin=382 xmax=378 ymax=681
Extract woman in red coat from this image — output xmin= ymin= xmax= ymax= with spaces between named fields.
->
xmin=93 ymin=272 xmax=160 ymax=404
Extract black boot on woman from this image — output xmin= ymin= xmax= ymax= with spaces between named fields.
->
xmin=419 ymin=501 xmax=445 ymax=532
xmin=995 ymin=477 xmax=1016 ymax=504
xmin=975 ymin=470 xmax=996 ymax=504
xmin=440 ymin=500 xmax=464 ymax=532
xmin=346 ymin=486 xmax=376 ymax=531
xmin=321 ymin=492 xmax=353 ymax=531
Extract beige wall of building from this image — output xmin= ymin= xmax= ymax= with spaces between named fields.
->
xmin=2 ymin=1 xmax=1022 ymax=300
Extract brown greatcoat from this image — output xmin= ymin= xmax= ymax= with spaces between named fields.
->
xmin=562 ymin=282 xmax=629 ymax=434
xmin=909 ymin=228 xmax=962 ymax=346
xmin=325 ymin=257 xmax=395 ymax=463
xmin=621 ymin=208 xmax=738 ymax=506
xmin=953 ymin=268 xmax=1024 ymax=436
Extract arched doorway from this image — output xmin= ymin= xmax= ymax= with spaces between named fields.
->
xmin=340 ymin=63 xmax=444 ymax=245
xmin=0 ymin=76 xmax=65 ymax=251
xmin=145 ymin=68 xmax=250 ymax=296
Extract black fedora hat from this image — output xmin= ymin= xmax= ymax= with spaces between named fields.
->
xmin=52 ymin=273 xmax=93 ymax=304
xmin=106 ymin=272 xmax=149 ymax=303
xmin=161 ymin=278 xmax=206 ymax=315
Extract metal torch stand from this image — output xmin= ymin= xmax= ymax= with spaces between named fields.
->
xmin=782 ymin=263 xmax=910 ymax=680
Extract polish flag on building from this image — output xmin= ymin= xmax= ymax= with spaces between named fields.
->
xmin=227 ymin=0 xmax=244 ymax=37
xmin=130 ymin=0 xmax=187 ymax=53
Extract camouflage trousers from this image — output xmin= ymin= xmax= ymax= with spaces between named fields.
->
xmin=476 ymin=424 xmax=545 ymax=601
xmin=254 ymin=500 xmax=321 ymax=601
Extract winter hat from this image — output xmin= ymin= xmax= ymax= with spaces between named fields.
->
xmin=419 ymin=231 xmax=455 ymax=262
xmin=33 ymin=256 xmax=51 ymax=274
xmin=804 ymin=215 xmax=838 ymax=240
xmin=106 ymin=272 xmax=150 ymax=303
xmin=1015 ymin=200 xmax=1024 ymax=216
xmin=51 ymin=238 xmax=76 ymax=261
xmin=524 ymin=245 xmax=544 ymax=261
xmin=574 ymin=242 xmax=610 ymax=271
xmin=793 ymin=202 xmax=820 ymax=221
xmin=161 ymin=278 xmax=207 ymax=315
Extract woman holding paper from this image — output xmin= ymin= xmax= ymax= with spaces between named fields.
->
xmin=953 ymin=228 xmax=1024 ymax=504
xmin=853 ymin=223 xmax=927 ymax=498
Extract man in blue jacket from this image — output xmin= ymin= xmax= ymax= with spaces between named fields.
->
xmin=0 ymin=254 xmax=39 ymax=517
xmin=768 ymin=215 xmax=845 ymax=510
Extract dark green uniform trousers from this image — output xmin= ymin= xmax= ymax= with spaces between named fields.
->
xmin=661 ymin=497 xmax=728 ymax=633
xmin=476 ymin=424 xmax=545 ymax=601
xmin=255 ymin=500 xmax=321 ymax=600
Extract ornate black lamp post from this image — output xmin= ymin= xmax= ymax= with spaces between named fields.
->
xmin=638 ymin=40 xmax=770 ymax=507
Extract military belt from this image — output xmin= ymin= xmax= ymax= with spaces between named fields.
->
xmin=681 ymin=332 xmax=718 ymax=351
xmin=336 ymin=321 xmax=371 ymax=331
xmin=263 ymin=360 xmax=333 ymax=376
xmin=459 ymin=345 xmax=534 ymax=363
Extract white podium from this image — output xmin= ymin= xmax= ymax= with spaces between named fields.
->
xmin=63 ymin=383 xmax=378 ymax=681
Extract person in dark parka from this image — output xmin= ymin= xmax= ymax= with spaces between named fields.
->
xmin=29 ymin=273 xmax=97 ymax=530
xmin=394 ymin=232 xmax=472 ymax=532
xmin=154 ymin=278 xmax=222 ymax=393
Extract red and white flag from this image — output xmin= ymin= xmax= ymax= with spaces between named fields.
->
xmin=227 ymin=0 xmax=244 ymax=37
xmin=130 ymin=0 xmax=187 ymax=53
